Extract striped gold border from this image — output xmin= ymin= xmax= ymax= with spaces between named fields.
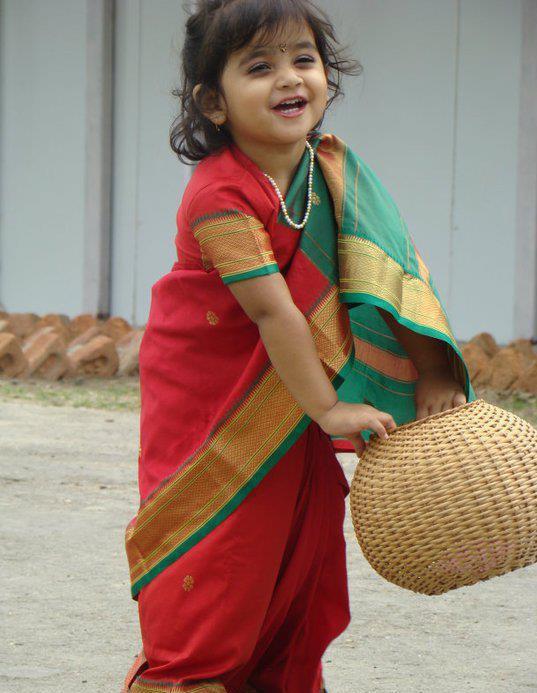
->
xmin=353 ymin=336 xmax=418 ymax=382
xmin=130 ymin=680 xmax=226 ymax=692
xmin=316 ymin=134 xmax=347 ymax=229
xmin=192 ymin=211 xmax=278 ymax=281
xmin=339 ymin=235 xmax=456 ymax=343
xmin=126 ymin=284 xmax=353 ymax=593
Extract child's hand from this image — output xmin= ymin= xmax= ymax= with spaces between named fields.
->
xmin=415 ymin=367 xmax=467 ymax=420
xmin=317 ymin=402 xmax=397 ymax=456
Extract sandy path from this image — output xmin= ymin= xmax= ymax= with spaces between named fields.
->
xmin=1 ymin=399 xmax=535 ymax=692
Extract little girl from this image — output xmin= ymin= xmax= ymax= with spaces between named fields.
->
xmin=123 ymin=1 xmax=473 ymax=691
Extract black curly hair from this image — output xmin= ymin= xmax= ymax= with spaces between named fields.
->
xmin=170 ymin=0 xmax=363 ymax=164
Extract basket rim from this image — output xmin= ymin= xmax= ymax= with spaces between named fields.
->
xmin=380 ymin=398 xmax=488 ymax=439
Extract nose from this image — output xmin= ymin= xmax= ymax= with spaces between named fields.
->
xmin=275 ymin=63 xmax=304 ymax=88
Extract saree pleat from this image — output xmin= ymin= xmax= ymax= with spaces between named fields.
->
xmin=126 ymin=421 xmax=350 ymax=692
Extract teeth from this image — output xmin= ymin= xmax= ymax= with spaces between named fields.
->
xmin=279 ymin=98 xmax=303 ymax=107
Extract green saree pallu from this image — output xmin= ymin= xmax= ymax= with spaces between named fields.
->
xmin=125 ymin=132 xmax=475 ymax=598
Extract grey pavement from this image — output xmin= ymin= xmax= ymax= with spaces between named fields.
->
xmin=1 ymin=400 xmax=536 ymax=692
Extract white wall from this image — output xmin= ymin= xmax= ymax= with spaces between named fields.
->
xmin=451 ymin=0 xmax=521 ymax=343
xmin=0 ymin=0 xmax=528 ymax=342
xmin=0 ymin=0 xmax=87 ymax=315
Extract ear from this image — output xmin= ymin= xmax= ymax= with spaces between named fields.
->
xmin=192 ymin=83 xmax=227 ymax=126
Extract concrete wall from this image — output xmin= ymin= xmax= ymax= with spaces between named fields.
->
xmin=0 ymin=0 xmax=87 ymax=315
xmin=110 ymin=0 xmax=190 ymax=324
xmin=0 ymin=0 xmax=530 ymax=342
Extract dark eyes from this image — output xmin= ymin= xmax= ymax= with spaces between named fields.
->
xmin=248 ymin=56 xmax=315 ymax=74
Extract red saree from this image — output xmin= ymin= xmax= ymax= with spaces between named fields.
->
xmin=124 ymin=131 xmax=472 ymax=691
xmin=124 ymin=133 xmax=354 ymax=692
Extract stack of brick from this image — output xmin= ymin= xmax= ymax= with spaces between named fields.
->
xmin=2 ymin=312 xmax=537 ymax=395
xmin=461 ymin=332 xmax=537 ymax=394
xmin=0 ymin=312 xmax=144 ymax=381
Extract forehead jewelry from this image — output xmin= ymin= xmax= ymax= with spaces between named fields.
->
xmin=262 ymin=140 xmax=315 ymax=231
xmin=279 ymin=42 xmax=287 ymax=52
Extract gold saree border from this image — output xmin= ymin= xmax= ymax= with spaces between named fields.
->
xmin=338 ymin=235 xmax=456 ymax=343
xmin=130 ymin=680 xmax=226 ymax=692
xmin=315 ymin=134 xmax=347 ymax=230
xmin=192 ymin=211 xmax=279 ymax=282
xmin=126 ymin=283 xmax=353 ymax=596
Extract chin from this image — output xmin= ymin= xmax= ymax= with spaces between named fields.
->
xmin=273 ymin=131 xmax=312 ymax=144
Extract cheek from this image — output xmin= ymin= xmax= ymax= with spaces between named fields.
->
xmin=311 ymin=69 xmax=328 ymax=90
xmin=225 ymin=84 xmax=259 ymax=115
xmin=312 ymin=75 xmax=329 ymax=102
xmin=241 ymin=85 xmax=271 ymax=110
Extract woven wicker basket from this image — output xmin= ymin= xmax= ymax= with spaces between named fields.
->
xmin=350 ymin=399 xmax=537 ymax=595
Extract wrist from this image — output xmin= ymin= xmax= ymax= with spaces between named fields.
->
xmin=313 ymin=396 xmax=339 ymax=426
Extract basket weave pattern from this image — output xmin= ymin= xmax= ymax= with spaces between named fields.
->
xmin=350 ymin=399 xmax=537 ymax=595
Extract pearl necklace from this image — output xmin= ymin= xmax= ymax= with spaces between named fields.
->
xmin=262 ymin=140 xmax=315 ymax=230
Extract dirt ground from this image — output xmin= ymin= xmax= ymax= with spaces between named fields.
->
xmin=1 ymin=386 xmax=536 ymax=692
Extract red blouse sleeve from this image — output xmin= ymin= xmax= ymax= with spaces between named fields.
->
xmin=186 ymin=182 xmax=281 ymax=285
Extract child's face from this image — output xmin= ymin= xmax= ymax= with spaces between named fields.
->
xmin=211 ymin=21 xmax=328 ymax=147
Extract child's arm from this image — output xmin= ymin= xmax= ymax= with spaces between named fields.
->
xmin=228 ymin=271 xmax=340 ymax=422
xmin=228 ymin=272 xmax=396 ymax=452
xmin=377 ymin=308 xmax=466 ymax=419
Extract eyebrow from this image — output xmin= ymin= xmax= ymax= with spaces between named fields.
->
xmin=238 ymin=40 xmax=317 ymax=67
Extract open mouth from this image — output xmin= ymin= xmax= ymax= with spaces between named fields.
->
xmin=272 ymin=98 xmax=308 ymax=115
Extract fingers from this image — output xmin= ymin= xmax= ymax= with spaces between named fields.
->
xmin=416 ymin=391 xmax=467 ymax=421
xmin=416 ymin=402 xmax=428 ymax=421
xmin=350 ymin=433 xmax=366 ymax=457
xmin=452 ymin=391 xmax=467 ymax=407
xmin=430 ymin=392 xmax=467 ymax=414
xmin=429 ymin=401 xmax=443 ymax=416
xmin=364 ymin=410 xmax=397 ymax=440
xmin=367 ymin=418 xmax=389 ymax=441
xmin=428 ymin=397 xmax=454 ymax=415
xmin=379 ymin=411 xmax=397 ymax=431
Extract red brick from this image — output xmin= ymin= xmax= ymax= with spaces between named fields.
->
xmin=70 ymin=314 xmax=100 ymax=339
xmin=507 ymin=338 xmax=536 ymax=364
xmin=468 ymin=332 xmax=499 ymax=358
xmin=68 ymin=325 xmax=103 ymax=349
xmin=102 ymin=316 xmax=132 ymax=343
xmin=514 ymin=361 xmax=537 ymax=395
xmin=489 ymin=347 xmax=526 ymax=391
xmin=461 ymin=342 xmax=492 ymax=387
xmin=0 ymin=333 xmax=28 ymax=377
xmin=7 ymin=313 xmax=39 ymax=340
xmin=0 ymin=319 xmax=11 ymax=334
xmin=34 ymin=313 xmax=72 ymax=347
xmin=22 ymin=327 xmax=71 ymax=380
xmin=68 ymin=335 xmax=119 ymax=377
xmin=116 ymin=329 xmax=144 ymax=376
